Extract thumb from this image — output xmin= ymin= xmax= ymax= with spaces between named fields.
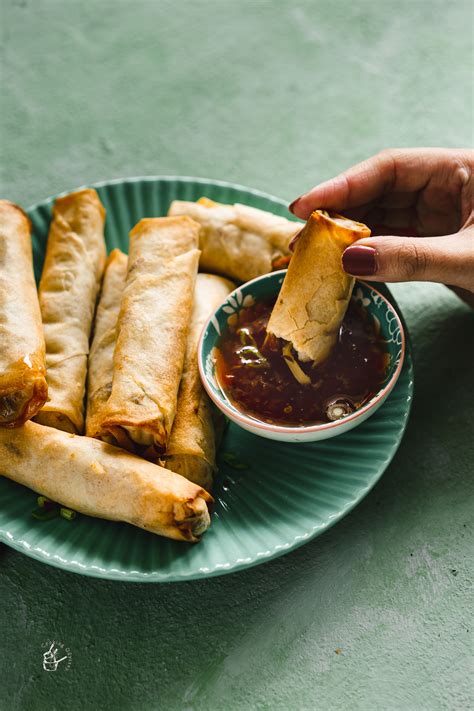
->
xmin=341 ymin=230 xmax=474 ymax=292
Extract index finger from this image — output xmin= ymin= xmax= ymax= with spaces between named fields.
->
xmin=289 ymin=148 xmax=446 ymax=220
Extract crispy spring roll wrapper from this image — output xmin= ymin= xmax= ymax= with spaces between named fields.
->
xmin=267 ymin=210 xmax=371 ymax=365
xmin=0 ymin=201 xmax=48 ymax=426
xmin=85 ymin=249 xmax=128 ymax=439
xmin=35 ymin=189 xmax=106 ymax=434
xmin=168 ymin=198 xmax=300 ymax=282
xmin=101 ymin=217 xmax=200 ymax=456
xmin=0 ymin=422 xmax=212 ymax=542
xmin=163 ymin=273 xmax=235 ymax=489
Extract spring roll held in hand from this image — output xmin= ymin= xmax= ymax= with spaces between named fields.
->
xmin=267 ymin=210 xmax=371 ymax=365
xmin=168 ymin=198 xmax=300 ymax=282
xmin=164 ymin=274 xmax=235 ymax=489
xmin=35 ymin=189 xmax=106 ymax=434
xmin=0 ymin=422 xmax=211 ymax=541
xmin=0 ymin=201 xmax=48 ymax=426
xmin=86 ymin=249 xmax=128 ymax=439
xmin=101 ymin=217 xmax=200 ymax=455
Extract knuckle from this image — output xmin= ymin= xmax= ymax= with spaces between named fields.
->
xmin=377 ymin=147 xmax=403 ymax=165
xmin=397 ymin=241 xmax=429 ymax=278
xmin=378 ymin=147 xmax=395 ymax=160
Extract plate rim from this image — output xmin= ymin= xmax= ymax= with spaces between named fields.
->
xmin=0 ymin=176 xmax=414 ymax=582
xmin=27 ymin=174 xmax=299 ymax=215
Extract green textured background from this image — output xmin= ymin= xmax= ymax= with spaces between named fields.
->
xmin=1 ymin=1 xmax=473 ymax=709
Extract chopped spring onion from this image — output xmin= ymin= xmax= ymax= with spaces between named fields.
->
xmin=326 ymin=399 xmax=355 ymax=421
xmin=37 ymin=495 xmax=55 ymax=509
xmin=60 ymin=507 xmax=77 ymax=521
xmin=237 ymin=329 xmax=269 ymax=368
xmin=221 ymin=452 xmax=249 ymax=470
xmin=31 ymin=499 xmax=77 ymax=521
xmin=32 ymin=507 xmax=59 ymax=521
xmin=282 ymin=343 xmax=311 ymax=385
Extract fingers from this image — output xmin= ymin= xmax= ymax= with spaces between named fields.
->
xmin=290 ymin=203 xmax=419 ymax=251
xmin=289 ymin=148 xmax=470 ymax=220
xmin=289 ymin=153 xmax=394 ymax=219
xmin=341 ymin=228 xmax=474 ymax=292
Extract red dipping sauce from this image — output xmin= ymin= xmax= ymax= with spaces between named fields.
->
xmin=215 ymin=297 xmax=389 ymax=427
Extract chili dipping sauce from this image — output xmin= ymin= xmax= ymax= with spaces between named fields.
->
xmin=215 ymin=297 xmax=389 ymax=427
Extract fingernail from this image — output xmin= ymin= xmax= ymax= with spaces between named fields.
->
xmin=342 ymin=246 xmax=377 ymax=276
xmin=289 ymin=228 xmax=303 ymax=252
xmin=288 ymin=197 xmax=302 ymax=214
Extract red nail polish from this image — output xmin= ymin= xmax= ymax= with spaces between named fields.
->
xmin=288 ymin=198 xmax=302 ymax=214
xmin=289 ymin=228 xmax=303 ymax=252
xmin=342 ymin=246 xmax=377 ymax=276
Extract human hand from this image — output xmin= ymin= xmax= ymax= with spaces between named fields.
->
xmin=289 ymin=148 xmax=474 ymax=306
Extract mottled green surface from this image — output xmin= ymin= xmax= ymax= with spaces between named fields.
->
xmin=1 ymin=1 xmax=473 ymax=709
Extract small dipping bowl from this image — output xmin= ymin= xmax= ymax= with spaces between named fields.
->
xmin=198 ymin=271 xmax=405 ymax=443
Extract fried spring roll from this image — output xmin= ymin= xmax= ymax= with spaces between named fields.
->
xmin=267 ymin=210 xmax=371 ymax=365
xmin=0 ymin=422 xmax=212 ymax=541
xmin=100 ymin=217 xmax=200 ymax=456
xmin=168 ymin=198 xmax=300 ymax=282
xmin=35 ymin=189 xmax=106 ymax=434
xmin=0 ymin=201 xmax=48 ymax=426
xmin=163 ymin=273 xmax=235 ymax=489
xmin=85 ymin=249 xmax=128 ymax=439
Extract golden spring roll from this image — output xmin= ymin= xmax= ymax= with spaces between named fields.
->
xmin=0 ymin=421 xmax=212 ymax=542
xmin=35 ymin=189 xmax=106 ymax=434
xmin=100 ymin=217 xmax=200 ymax=456
xmin=0 ymin=201 xmax=48 ymax=426
xmin=163 ymin=273 xmax=235 ymax=489
xmin=267 ymin=210 xmax=371 ymax=365
xmin=168 ymin=198 xmax=301 ymax=281
xmin=85 ymin=249 xmax=128 ymax=439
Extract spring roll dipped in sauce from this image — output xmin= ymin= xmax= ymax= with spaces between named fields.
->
xmin=168 ymin=198 xmax=300 ymax=282
xmin=216 ymin=294 xmax=388 ymax=426
xmin=100 ymin=217 xmax=200 ymax=457
xmin=214 ymin=210 xmax=385 ymax=427
xmin=163 ymin=273 xmax=235 ymax=490
xmin=267 ymin=210 xmax=371 ymax=366
xmin=0 ymin=201 xmax=48 ymax=426
xmin=35 ymin=189 xmax=106 ymax=434
xmin=0 ymin=422 xmax=212 ymax=542
xmin=86 ymin=249 xmax=128 ymax=439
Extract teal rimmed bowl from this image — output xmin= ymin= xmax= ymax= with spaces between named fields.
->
xmin=199 ymin=272 xmax=405 ymax=443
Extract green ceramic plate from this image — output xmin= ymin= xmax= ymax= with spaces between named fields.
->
xmin=0 ymin=177 xmax=414 ymax=581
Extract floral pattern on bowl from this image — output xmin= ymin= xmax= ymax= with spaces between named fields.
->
xmin=352 ymin=285 xmax=403 ymax=384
